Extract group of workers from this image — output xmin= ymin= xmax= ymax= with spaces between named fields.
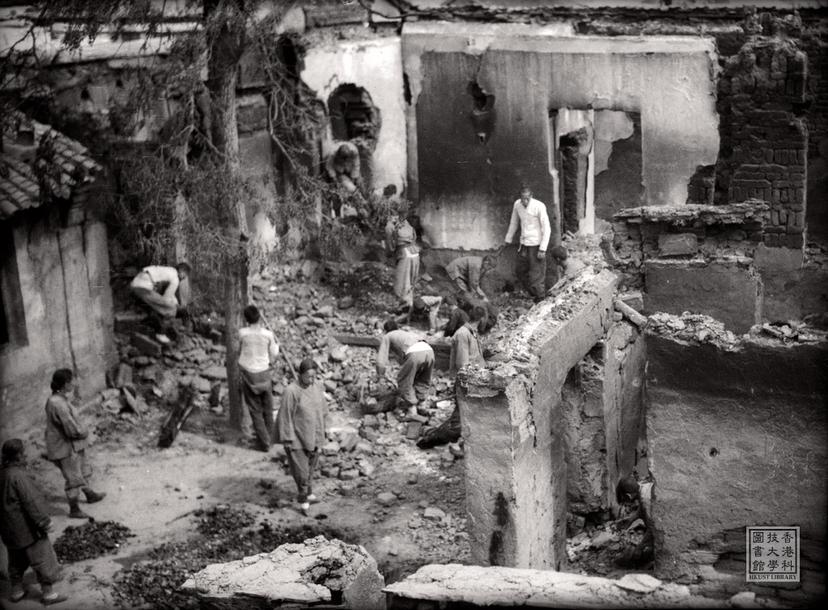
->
xmin=0 ymin=182 xmax=575 ymax=604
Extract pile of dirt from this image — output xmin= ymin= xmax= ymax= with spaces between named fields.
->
xmin=54 ymin=521 xmax=134 ymax=563
xmin=113 ymin=506 xmax=356 ymax=609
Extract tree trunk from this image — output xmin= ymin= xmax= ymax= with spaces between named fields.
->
xmin=205 ymin=1 xmax=248 ymax=432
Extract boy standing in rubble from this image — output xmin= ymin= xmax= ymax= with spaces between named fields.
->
xmin=275 ymin=358 xmax=327 ymax=516
xmin=385 ymin=201 xmax=420 ymax=311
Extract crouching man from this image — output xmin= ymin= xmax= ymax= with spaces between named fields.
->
xmin=129 ymin=262 xmax=191 ymax=319
xmin=0 ymin=439 xmax=67 ymax=605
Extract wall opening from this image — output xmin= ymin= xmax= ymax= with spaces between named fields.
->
xmin=593 ymin=110 xmax=644 ymax=227
xmin=551 ymin=109 xmax=595 ymax=235
xmin=467 ymin=80 xmax=495 ymax=144
xmin=327 ymin=84 xmax=381 ymax=151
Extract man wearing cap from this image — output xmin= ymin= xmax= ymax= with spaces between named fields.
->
xmin=0 ymin=439 xmax=67 ymax=605
xmin=129 ymin=262 xmax=192 ymax=318
xmin=375 ymin=319 xmax=434 ymax=420
xmin=275 ymin=358 xmax=327 ymax=515
xmin=503 ymin=184 xmax=551 ymax=302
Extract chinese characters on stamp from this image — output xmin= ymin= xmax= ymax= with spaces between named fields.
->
xmin=746 ymin=526 xmax=800 ymax=583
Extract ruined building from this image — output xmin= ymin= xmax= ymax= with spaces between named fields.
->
xmin=0 ymin=0 xmax=826 ymax=606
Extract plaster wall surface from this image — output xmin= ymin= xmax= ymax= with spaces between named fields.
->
xmin=403 ymin=23 xmax=719 ymax=250
xmin=602 ymin=321 xmax=647 ymax=512
xmin=302 ymin=37 xmax=407 ymax=196
xmin=646 ymin=333 xmax=827 ymax=596
xmin=0 ymin=216 xmax=115 ymax=441
xmin=239 ymin=131 xmax=279 ymax=254
xmin=458 ymin=269 xmax=618 ymax=570
xmin=643 ymin=259 xmax=762 ymax=334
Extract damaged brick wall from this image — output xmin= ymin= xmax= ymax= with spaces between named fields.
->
xmin=714 ymin=37 xmax=808 ymax=249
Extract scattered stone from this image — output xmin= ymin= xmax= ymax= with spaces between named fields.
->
xmin=340 ymin=432 xmax=360 ymax=452
xmin=591 ymin=529 xmax=616 ymax=549
xmin=355 ymin=441 xmax=373 ymax=454
xmin=376 ymin=492 xmax=396 ymax=506
xmin=322 ymin=441 xmax=340 ymax=456
xmin=338 ymin=296 xmax=354 ymax=310
xmin=132 ymin=333 xmax=162 ymax=358
xmin=202 ymin=365 xmax=227 ymax=381
xmin=54 ymin=521 xmax=134 ymax=562
xmin=730 ymin=591 xmax=758 ymax=608
xmin=339 ymin=469 xmax=359 ymax=481
xmin=448 ymin=442 xmax=464 ymax=458
xmin=357 ymin=459 xmax=375 ymax=477
xmin=323 ymin=380 xmax=338 ymax=392
xmin=316 ymin=305 xmax=334 ymax=318
xmin=114 ymin=312 xmax=147 ymax=333
xmin=192 ymin=377 xmax=212 ymax=393
xmin=329 ymin=345 xmax=348 ymax=362
xmin=615 ymin=573 xmax=662 ymax=594
xmin=101 ymin=388 xmax=121 ymax=402
xmin=423 ymin=507 xmax=446 ymax=521
xmin=405 ymin=422 xmax=423 ymax=440
xmin=321 ymin=465 xmax=340 ymax=478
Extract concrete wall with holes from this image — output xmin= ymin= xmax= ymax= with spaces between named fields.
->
xmin=403 ymin=22 xmax=719 ymax=250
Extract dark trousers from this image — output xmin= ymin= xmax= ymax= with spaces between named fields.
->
xmin=516 ymin=245 xmax=547 ymax=299
xmin=285 ymin=447 xmax=319 ymax=502
xmin=8 ymin=538 xmax=61 ymax=588
xmin=241 ymin=368 xmax=274 ymax=450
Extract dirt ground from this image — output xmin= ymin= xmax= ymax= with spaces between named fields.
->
xmin=0 ymin=260 xmax=482 ymax=609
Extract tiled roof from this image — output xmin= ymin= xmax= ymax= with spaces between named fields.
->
xmin=0 ymin=117 xmax=102 ymax=220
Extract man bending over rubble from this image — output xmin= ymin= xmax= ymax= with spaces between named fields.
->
xmin=418 ymin=305 xmax=486 ymax=449
xmin=239 ymin=305 xmax=280 ymax=452
xmin=275 ymin=358 xmax=327 ymax=516
xmin=130 ymin=262 xmax=191 ymax=319
xmin=445 ymin=255 xmax=496 ymax=301
xmin=375 ymin=319 xmax=434 ymax=421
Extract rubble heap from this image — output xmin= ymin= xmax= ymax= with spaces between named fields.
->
xmin=181 ymin=535 xmax=385 ymax=610
xmin=54 ymin=520 xmax=134 ymax=563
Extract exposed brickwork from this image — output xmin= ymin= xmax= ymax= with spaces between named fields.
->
xmin=714 ymin=38 xmax=808 ymax=249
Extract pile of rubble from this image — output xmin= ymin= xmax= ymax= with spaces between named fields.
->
xmin=646 ymin=311 xmax=741 ymax=350
xmin=113 ymin=507 xmax=354 ymax=609
xmin=53 ymin=520 xmax=134 ymax=563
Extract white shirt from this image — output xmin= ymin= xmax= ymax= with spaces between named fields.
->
xmin=143 ymin=266 xmax=179 ymax=292
xmin=504 ymin=198 xmax=551 ymax=251
xmin=238 ymin=325 xmax=279 ymax=373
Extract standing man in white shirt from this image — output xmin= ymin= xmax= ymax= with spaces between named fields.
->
xmin=129 ymin=262 xmax=191 ymax=318
xmin=238 ymin=305 xmax=280 ymax=452
xmin=503 ymin=184 xmax=552 ymax=302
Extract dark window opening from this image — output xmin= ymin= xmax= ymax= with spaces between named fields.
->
xmin=327 ymin=84 xmax=381 ymax=150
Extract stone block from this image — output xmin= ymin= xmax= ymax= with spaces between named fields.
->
xmin=658 ymin=233 xmax=698 ymax=257
xmin=132 ymin=333 xmax=162 ymax=358
xmin=643 ymin=261 xmax=761 ymax=334
xmin=182 ymin=536 xmax=385 ymax=610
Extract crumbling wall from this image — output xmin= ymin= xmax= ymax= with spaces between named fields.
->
xmin=714 ymin=37 xmax=808 ymax=250
xmin=457 ymin=269 xmax=618 ymax=570
xmin=646 ymin=331 xmax=827 ymax=604
xmin=302 ymin=36 xmax=407 ymax=196
xmin=0 ymin=207 xmax=115 ymax=441
xmin=403 ymin=22 xmax=719 ymax=250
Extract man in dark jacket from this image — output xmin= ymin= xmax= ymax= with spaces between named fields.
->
xmin=0 ymin=439 xmax=67 ymax=605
